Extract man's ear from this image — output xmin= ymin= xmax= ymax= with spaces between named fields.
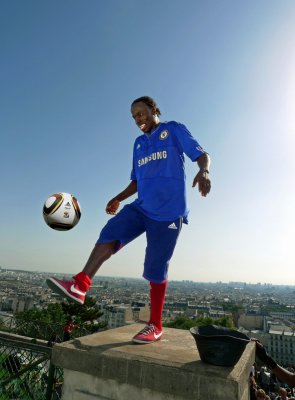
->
xmin=152 ymin=106 xmax=157 ymax=116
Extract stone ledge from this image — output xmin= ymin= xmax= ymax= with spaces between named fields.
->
xmin=52 ymin=324 xmax=255 ymax=400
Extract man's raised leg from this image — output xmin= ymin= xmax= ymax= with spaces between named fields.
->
xmin=46 ymin=242 xmax=117 ymax=304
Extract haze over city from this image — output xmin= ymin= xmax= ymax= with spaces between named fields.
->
xmin=1 ymin=1 xmax=294 ymax=285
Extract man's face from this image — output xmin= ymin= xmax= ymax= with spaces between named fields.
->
xmin=131 ymin=101 xmax=158 ymax=134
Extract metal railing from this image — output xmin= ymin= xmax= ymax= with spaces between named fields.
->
xmin=0 ymin=335 xmax=63 ymax=400
xmin=0 ymin=314 xmax=104 ymax=342
xmin=0 ymin=313 xmax=107 ymax=398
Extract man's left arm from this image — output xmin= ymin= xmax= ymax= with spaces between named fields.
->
xmin=192 ymin=153 xmax=211 ymax=197
xmin=172 ymin=122 xmax=211 ymax=197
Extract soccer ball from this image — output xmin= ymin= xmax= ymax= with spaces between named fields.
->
xmin=43 ymin=192 xmax=81 ymax=231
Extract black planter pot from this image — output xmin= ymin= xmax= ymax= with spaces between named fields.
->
xmin=190 ymin=325 xmax=250 ymax=367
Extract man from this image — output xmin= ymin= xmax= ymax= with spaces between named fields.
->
xmin=63 ymin=319 xmax=79 ymax=342
xmin=46 ymin=96 xmax=211 ymax=344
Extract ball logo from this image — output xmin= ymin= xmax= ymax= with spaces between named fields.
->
xmin=63 ymin=212 xmax=70 ymax=219
xmin=159 ymin=130 xmax=169 ymax=140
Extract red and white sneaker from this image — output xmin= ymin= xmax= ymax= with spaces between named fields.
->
xmin=46 ymin=277 xmax=85 ymax=304
xmin=132 ymin=324 xmax=163 ymax=344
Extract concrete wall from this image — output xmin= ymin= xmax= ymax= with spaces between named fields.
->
xmin=52 ymin=324 xmax=255 ymax=400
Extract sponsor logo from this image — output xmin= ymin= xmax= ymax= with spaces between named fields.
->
xmin=138 ymin=150 xmax=167 ymax=167
xmin=154 ymin=331 xmax=162 ymax=339
xmin=168 ymin=223 xmax=178 ymax=229
xmin=70 ymin=284 xmax=85 ymax=296
xmin=159 ymin=130 xmax=169 ymax=140
xmin=136 ymin=143 xmax=141 ymax=149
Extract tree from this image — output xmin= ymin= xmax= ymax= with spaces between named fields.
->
xmin=61 ymin=296 xmax=103 ymax=322
xmin=164 ymin=315 xmax=234 ymax=330
xmin=222 ymin=303 xmax=243 ymax=327
xmin=61 ymin=296 xmax=106 ymax=335
xmin=216 ymin=316 xmax=233 ymax=328
xmin=14 ymin=303 xmax=65 ymax=340
xmin=165 ymin=316 xmax=196 ymax=330
xmin=0 ymin=317 xmax=5 ymax=331
xmin=13 ymin=296 xmax=106 ymax=340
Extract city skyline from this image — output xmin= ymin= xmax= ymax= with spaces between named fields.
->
xmin=1 ymin=1 xmax=294 ymax=285
xmin=1 ymin=265 xmax=294 ymax=288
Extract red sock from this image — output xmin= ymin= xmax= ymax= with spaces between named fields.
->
xmin=73 ymin=272 xmax=92 ymax=292
xmin=149 ymin=280 xmax=167 ymax=331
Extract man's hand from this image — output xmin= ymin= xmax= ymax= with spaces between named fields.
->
xmin=192 ymin=170 xmax=211 ymax=197
xmin=106 ymin=198 xmax=120 ymax=215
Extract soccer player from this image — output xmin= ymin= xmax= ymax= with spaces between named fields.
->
xmin=46 ymin=96 xmax=211 ymax=344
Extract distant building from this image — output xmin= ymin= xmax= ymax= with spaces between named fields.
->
xmin=103 ymin=304 xmax=150 ymax=329
xmin=238 ymin=314 xmax=264 ymax=330
xmin=268 ymin=329 xmax=295 ymax=366
xmin=0 ymin=296 xmax=34 ymax=313
xmin=242 ymin=324 xmax=295 ymax=367
xmin=269 ymin=311 xmax=295 ymax=318
xmin=209 ymin=310 xmax=227 ymax=319
xmin=105 ymin=306 xmax=128 ymax=329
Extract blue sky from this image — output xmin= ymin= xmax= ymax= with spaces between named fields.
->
xmin=1 ymin=0 xmax=294 ymax=284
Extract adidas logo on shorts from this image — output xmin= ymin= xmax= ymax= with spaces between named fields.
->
xmin=168 ymin=223 xmax=177 ymax=229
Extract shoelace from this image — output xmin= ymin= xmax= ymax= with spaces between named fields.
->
xmin=140 ymin=324 xmax=156 ymax=336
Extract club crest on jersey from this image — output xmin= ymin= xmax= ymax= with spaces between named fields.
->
xmin=159 ymin=130 xmax=169 ymax=140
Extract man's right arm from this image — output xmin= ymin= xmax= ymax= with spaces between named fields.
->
xmin=272 ymin=365 xmax=295 ymax=387
xmin=106 ymin=180 xmax=137 ymax=215
xmin=255 ymin=340 xmax=295 ymax=387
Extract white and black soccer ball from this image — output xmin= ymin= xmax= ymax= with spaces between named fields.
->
xmin=43 ymin=192 xmax=81 ymax=231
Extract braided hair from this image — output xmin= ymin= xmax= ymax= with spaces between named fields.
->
xmin=131 ymin=96 xmax=161 ymax=116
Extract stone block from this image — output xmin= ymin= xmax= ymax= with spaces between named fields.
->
xmin=52 ymin=324 xmax=255 ymax=400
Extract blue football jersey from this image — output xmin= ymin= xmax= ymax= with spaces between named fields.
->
xmin=130 ymin=121 xmax=205 ymax=223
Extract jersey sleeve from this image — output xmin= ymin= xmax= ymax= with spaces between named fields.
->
xmin=130 ymin=163 xmax=136 ymax=180
xmin=173 ymin=122 xmax=206 ymax=161
xmin=130 ymin=142 xmax=137 ymax=180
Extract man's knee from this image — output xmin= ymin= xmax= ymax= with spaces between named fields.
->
xmin=95 ymin=241 xmax=117 ymax=261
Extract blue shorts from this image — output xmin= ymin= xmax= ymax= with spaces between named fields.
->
xmin=96 ymin=204 xmax=182 ymax=283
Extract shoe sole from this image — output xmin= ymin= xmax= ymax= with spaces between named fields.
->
xmin=46 ymin=278 xmax=84 ymax=305
xmin=132 ymin=334 xmax=162 ymax=344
